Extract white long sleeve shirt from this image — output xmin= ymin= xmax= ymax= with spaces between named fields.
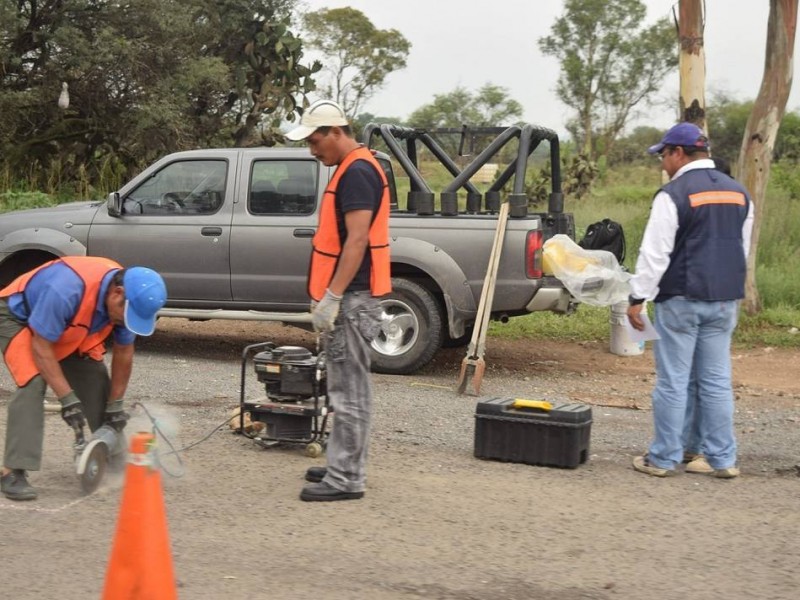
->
xmin=629 ymin=159 xmax=755 ymax=301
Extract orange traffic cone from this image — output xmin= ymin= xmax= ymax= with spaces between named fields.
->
xmin=103 ymin=432 xmax=177 ymax=600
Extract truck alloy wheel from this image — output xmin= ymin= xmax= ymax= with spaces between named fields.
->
xmin=371 ymin=278 xmax=444 ymax=375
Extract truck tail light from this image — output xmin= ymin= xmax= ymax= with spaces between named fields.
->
xmin=526 ymin=230 xmax=543 ymax=278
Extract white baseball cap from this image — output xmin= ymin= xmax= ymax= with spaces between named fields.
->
xmin=285 ymin=100 xmax=349 ymax=141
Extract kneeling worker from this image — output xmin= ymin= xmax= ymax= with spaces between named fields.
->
xmin=0 ymin=257 xmax=167 ymax=500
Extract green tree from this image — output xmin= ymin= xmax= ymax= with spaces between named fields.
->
xmin=407 ymin=84 xmax=523 ymax=130
xmin=407 ymin=84 xmax=524 ymax=157
xmin=606 ymin=126 xmax=663 ymax=166
xmin=302 ymin=7 xmax=410 ymax=117
xmin=706 ymin=95 xmax=753 ymax=163
xmin=539 ymin=0 xmax=677 ymax=159
xmin=231 ymin=7 xmax=321 ymax=146
xmin=0 ymin=0 xmax=318 ymax=192
xmin=705 ymin=96 xmax=800 ymax=169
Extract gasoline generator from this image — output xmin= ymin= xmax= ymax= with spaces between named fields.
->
xmin=238 ymin=341 xmax=330 ymax=457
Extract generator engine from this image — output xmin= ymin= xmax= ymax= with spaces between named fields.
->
xmin=254 ymin=345 xmax=326 ymax=401
xmin=241 ymin=344 xmax=329 ymax=455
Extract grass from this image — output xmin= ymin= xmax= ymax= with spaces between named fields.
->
xmin=489 ymin=304 xmax=800 ymax=349
xmin=0 ymin=190 xmax=59 ymax=212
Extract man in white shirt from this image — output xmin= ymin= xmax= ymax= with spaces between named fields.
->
xmin=627 ymin=122 xmax=754 ymax=479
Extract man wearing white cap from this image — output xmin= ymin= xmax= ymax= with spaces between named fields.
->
xmin=0 ymin=257 xmax=167 ymax=500
xmin=285 ymin=99 xmax=391 ymax=502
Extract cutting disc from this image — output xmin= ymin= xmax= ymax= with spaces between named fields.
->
xmin=76 ymin=439 xmax=108 ymax=494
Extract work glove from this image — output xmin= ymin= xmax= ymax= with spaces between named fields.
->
xmin=58 ymin=391 xmax=86 ymax=430
xmin=104 ymin=399 xmax=129 ymax=432
xmin=311 ymin=289 xmax=343 ymax=333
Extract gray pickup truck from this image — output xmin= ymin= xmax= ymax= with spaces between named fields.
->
xmin=0 ymin=124 xmax=575 ymax=374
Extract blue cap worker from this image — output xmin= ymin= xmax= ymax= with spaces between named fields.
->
xmin=0 ymin=257 xmax=167 ymax=500
xmin=627 ymin=122 xmax=753 ymax=479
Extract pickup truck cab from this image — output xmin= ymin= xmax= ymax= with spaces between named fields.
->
xmin=0 ymin=125 xmax=575 ymax=374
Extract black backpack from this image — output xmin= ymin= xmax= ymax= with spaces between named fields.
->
xmin=578 ymin=218 xmax=626 ymax=264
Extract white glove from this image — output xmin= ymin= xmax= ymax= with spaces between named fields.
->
xmin=311 ymin=289 xmax=343 ymax=333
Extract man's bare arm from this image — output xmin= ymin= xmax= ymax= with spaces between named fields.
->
xmin=30 ymin=332 xmax=72 ymax=398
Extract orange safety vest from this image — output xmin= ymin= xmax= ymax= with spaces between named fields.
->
xmin=308 ymin=145 xmax=392 ymax=302
xmin=0 ymin=256 xmax=122 ymax=387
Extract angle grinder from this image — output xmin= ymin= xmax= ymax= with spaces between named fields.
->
xmin=73 ymin=422 xmax=127 ymax=494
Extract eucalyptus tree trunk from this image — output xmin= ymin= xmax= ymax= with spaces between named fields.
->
xmin=738 ymin=0 xmax=798 ymax=314
xmin=678 ymin=0 xmax=707 ymax=131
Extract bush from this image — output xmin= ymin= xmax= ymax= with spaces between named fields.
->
xmin=0 ymin=191 xmax=57 ymax=213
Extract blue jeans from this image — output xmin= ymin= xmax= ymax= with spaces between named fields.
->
xmin=322 ymin=291 xmax=382 ymax=493
xmin=648 ymin=296 xmax=738 ymax=470
xmin=682 ymin=366 xmax=702 ymax=456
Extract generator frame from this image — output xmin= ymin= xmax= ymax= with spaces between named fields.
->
xmin=238 ymin=341 xmax=330 ymax=457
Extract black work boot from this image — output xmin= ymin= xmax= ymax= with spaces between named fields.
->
xmin=300 ymin=481 xmax=364 ymax=502
xmin=1 ymin=469 xmax=38 ymax=501
xmin=305 ymin=466 xmax=327 ymax=483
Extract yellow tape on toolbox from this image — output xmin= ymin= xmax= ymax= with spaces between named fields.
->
xmin=512 ymin=398 xmax=553 ymax=411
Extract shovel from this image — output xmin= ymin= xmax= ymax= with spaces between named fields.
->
xmin=456 ymin=200 xmax=510 ymax=395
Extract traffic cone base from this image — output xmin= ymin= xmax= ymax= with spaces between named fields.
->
xmin=103 ymin=432 xmax=177 ymax=600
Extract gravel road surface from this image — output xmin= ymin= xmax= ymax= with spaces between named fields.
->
xmin=1 ymin=320 xmax=798 ymax=600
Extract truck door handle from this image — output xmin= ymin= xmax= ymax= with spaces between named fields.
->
xmin=293 ymin=228 xmax=315 ymax=238
xmin=201 ymin=227 xmax=223 ymax=236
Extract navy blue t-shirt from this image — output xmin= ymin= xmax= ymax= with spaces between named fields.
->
xmin=335 ymin=159 xmax=383 ymax=292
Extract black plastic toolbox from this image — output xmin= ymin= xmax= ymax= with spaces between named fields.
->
xmin=474 ymin=397 xmax=592 ymax=468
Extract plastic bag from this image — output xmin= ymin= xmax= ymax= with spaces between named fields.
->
xmin=543 ymin=234 xmax=632 ymax=306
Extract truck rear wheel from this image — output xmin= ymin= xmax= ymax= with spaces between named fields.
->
xmin=371 ymin=278 xmax=443 ymax=375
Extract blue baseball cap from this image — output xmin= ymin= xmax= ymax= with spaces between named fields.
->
xmin=123 ymin=267 xmax=167 ymax=336
xmin=648 ymin=122 xmax=710 ymax=154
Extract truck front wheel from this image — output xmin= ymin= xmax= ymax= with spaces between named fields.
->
xmin=371 ymin=278 xmax=444 ymax=375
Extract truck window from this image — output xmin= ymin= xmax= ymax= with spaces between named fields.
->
xmin=249 ymin=160 xmax=318 ymax=216
xmin=124 ymin=160 xmax=227 ymax=216
xmin=376 ymin=157 xmax=399 ymax=210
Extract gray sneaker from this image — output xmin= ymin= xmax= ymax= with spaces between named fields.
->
xmin=1 ymin=469 xmax=38 ymax=501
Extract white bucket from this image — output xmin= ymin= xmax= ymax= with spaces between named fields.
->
xmin=609 ymin=301 xmax=645 ymax=356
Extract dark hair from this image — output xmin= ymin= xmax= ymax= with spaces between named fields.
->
xmin=110 ymin=269 xmax=126 ymax=287
xmin=665 ymin=144 xmax=709 ymax=157
xmin=316 ymin=125 xmax=353 ymax=137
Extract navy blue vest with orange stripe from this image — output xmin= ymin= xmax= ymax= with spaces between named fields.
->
xmin=656 ymin=168 xmax=750 ymax=302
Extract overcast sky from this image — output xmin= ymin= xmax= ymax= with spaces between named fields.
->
xmin=298 ymin=0 xmax=798 ymax=137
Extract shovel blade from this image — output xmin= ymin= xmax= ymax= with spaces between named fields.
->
xmin=456 ymin=356 xmax=486 ymax=396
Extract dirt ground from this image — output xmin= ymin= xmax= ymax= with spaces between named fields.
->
xmin=1 ymin=319 xmax=799 ymax=600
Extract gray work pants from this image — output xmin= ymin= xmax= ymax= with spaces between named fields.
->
xmin=322 ymin=291 xmax=381 ymax=493
xmin=0 ymin=300 xmax=110 ymax=471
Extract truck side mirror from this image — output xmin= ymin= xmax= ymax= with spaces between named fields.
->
xmin=107 ymin=192 xmax=122 ymax=217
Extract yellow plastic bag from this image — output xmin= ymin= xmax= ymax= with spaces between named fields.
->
xmin=543 ymin=234 xmax=631 ymax=306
